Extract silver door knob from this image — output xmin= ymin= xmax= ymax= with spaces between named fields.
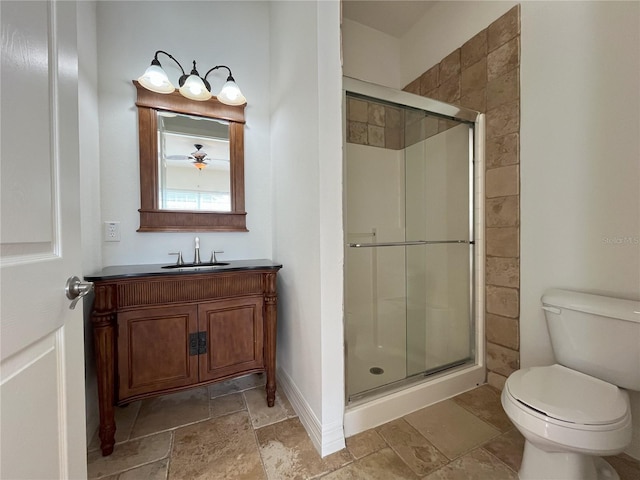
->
xmin=65 ymin=275 xmax=94 ymax=310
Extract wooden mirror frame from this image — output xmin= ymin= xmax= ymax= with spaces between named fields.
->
xmin=134 ymin=81 xmax=247 ymax=232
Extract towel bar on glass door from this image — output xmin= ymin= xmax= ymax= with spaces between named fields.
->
xmin=348 ymin=240 xmax=474 ymax=248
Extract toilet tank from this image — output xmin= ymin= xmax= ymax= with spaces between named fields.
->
xmin=541 ymin=288 xmax=640 ymax=391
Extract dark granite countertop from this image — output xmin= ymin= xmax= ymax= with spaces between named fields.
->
xmin=84 ymin=259 xmax=282 ymax=281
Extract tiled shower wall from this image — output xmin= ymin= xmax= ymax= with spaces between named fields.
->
xmin=403 ymin=5 xmax=521 ymax=390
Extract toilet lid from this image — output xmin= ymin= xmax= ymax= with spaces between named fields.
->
xmin=506 ymin=364 xmax=628 ymax=425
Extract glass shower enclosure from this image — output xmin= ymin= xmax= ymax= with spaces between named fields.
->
xmin=344 ymin=81 xmax=476 ymax=403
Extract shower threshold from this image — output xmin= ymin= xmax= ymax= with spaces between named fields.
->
xmin=344 ymin=359 xmax=485 ymax=438
xmin=348 ymin=357 xmax=474 ymax=406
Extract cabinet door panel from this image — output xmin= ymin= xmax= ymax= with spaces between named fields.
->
xmin=118 ymin=305 xmax=198 ymax=399
xmin=199 ymin=297 xmax=264 ymax=381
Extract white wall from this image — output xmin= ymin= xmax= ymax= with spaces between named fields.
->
xmin=519 ymin=0 xmax=640 ymax=457
xmin=342 ymin=18 xmax=401 ymax=89
xmin=95 ymin=1 xmax=271 ymax=267
xmin=269 ymin=0 xmax=345 ymax=456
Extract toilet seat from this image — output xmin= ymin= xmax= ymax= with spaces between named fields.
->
xmin=505 ymin=364 xmax=628 ymax=426
xmin=502 ymin=365 xmax=632 ymax=456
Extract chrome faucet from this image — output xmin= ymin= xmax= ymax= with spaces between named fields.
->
xmin=194 ymin=236 xmax=201 ymax=264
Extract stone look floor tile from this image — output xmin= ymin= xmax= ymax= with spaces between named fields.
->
xmin=256 ymin=417 xmax=352 ymax=479
xmin=87 ymin=431 xmax=172 ymax=479
xmin=244 ymin=386 xmax=291 ymax=428
xmin=377 ymin=419 xmax=448 ymax=476
xmin=404 ymin=400 xmax=500 ymax=459
xmin=424 ymin=448 xmax=517 ymax=480
xmin=452 ymin=384 xmax=513 ymax=432
xmin=118 ymin=458 xmax=169 ymax=480
xmin=210 ymin=391 xmax=246 ymax=418
xmin=170 ymin=411 xmax=265 ymax=480
xmin=481 ymin=428 xmax=524 ymax=472
xmin=605 ymin=453 xmax=640 ymax=480
xmin=209 ymin=373 xmax=266 ymax=398
xmin=320 ymin=448 xmax=420 ymax=480
xmin=88 ymin=402 xmax=142 ymax=452
xmin=130 ymin=388 xmax=210 ymax=439
xmin=345 ymin=429 xmax=387 ymax=459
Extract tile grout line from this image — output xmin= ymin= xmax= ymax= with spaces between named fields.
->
xmin=246 ymin=390 xmax=271 ymax=480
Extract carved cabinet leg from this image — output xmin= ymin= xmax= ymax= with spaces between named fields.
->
xmin=264 ymin=272 xmax=278 ymax=407
xmin=91 ymin=284 xmax=117 ymax=456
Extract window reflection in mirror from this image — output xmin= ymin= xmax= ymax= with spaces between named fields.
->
xmin=158 ymin=112 xmax=231 ymax=212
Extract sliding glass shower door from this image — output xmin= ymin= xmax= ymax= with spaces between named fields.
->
xmin=345 ymin=93 xmax=475 ymax=401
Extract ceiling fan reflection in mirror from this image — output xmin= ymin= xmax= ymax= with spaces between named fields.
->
xmin=166 ymin=143 xmax=209 ymax=170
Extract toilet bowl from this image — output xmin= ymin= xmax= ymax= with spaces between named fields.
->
xmin=501 ymin=289 xmax=640 ymax=480
xmin=502 ymin=365 xmax=631 ymax=480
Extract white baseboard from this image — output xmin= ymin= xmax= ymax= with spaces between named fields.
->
xmin=277 ymin=367 xmax=345 ymax=457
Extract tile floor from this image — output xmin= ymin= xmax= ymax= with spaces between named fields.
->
xmin=87 ymin=375 xmax=640 ymax=479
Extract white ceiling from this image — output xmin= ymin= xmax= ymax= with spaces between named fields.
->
xmin=342 ymin=0 xmax=437 ymax=38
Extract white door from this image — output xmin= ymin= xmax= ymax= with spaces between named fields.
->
xmin=1 ymin=1 xmax=87 ymax=478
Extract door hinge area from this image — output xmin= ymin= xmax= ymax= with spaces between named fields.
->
xmin=189 ymin=332 xmax=208 ymax=356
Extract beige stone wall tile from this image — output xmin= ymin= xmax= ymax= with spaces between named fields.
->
xmin=385 ymin=127 xmax=404 ymax=150
xmin=487 ymin=68 xmax=519 ymax=110
xmin=405 ymin=120 xmax=422 ymax=146
xmin=438 ymin=74 xmax=460 ymax=104
xmin=368 ymin=125 xmax=385 ymax=147
xmin=420 ymin=65 xmax=439 ymax=95
xmin=486 ymin=195 xmax=519 ymax=227
xmin=403 ymin=78 xmax=420 ymax=94
xmin=423 ymin=87 xmax=439 ymax=101
xmin=486 ymin=285 xmax=519 ymax=318
xmin=424 ymin=116 xmax=440 ymax=138
xmin=368 ymin=103 xmax=385 ymax=126
xmin=488 ymin=37 xmax=520 ymax=81
xmin=486 ymin=313 xmax=519 ymax=350
xmin=461 ymin=58 xmax=487 ymax=95
xmin=486 ymin=227 xmax=519 ymax=257
xmin=487 ymin=371 xmax=507 ymax=391
xmin=486 ymin=256 xmax=519 ymax=288
xmin=460 ymin=87 xmax=486 ymax=113
xmin=439 ymin=49 xmax=461 ymax=83
xmin=461 ymin=30 xmax=488 ymax=69
xmin=486 ymin=165 xmax=519 ymax=198
xmin=487 ymin=342 xmax=520 ymax=377
xmin=348 ymin=98 xmax=368 ymax=122
xmin=348 ymin=121 xmax=367 ymax=145
xmin=385 ymin=106 xmax=402 ymax=129
xmin=486 ymin=133 xmax=519 ymax=168
xmin=486 ymin=99 xmax=519 ymax=138
xmin=488 ymin=5 xmax=520 ymax=52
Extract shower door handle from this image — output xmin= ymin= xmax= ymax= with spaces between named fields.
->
xmin=348 ymin=240 xmax=473 ymax=248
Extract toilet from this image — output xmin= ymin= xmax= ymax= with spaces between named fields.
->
xmin=501 ymin=288 xmax=640 ymax=480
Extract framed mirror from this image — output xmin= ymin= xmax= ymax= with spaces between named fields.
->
xmin=134 ymin=81 xmax=247 ymax=232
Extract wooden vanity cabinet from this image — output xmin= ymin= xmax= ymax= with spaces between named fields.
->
xmin=87 ymin=262 xmax=281 ymax=456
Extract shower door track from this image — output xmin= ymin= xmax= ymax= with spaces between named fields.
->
xmin=348 ymin=240 xmax=474 ymax=248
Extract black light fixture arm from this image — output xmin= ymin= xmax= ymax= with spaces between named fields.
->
xmin=151 ymin=50 xmax=190 ymax=86
xmin=203 ymin=65 xmax=235 ymax=83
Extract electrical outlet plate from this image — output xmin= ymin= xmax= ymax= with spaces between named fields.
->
xmin=103 ymin=221 xmax=121 ymax=242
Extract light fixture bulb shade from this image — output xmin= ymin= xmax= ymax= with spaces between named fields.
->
xmin=138 ymin=65 xmax=174 ymax=94
xmin=217 ymin=80 xmax=246 ymax=106
xmin=179 ymin=75 xmax=212 ymax=101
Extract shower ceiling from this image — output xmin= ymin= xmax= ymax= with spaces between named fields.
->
xmin=342 ymin=0 xmax=437 ymax=38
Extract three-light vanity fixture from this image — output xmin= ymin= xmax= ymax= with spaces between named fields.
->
xmin=137 ymin=50 xmax=246 ymax=105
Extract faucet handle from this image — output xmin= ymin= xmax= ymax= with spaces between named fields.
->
xmin=169 ymin=251 xmax=184 ymax=265
xmin=210 ymin=250 xmax=225 ymax=263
